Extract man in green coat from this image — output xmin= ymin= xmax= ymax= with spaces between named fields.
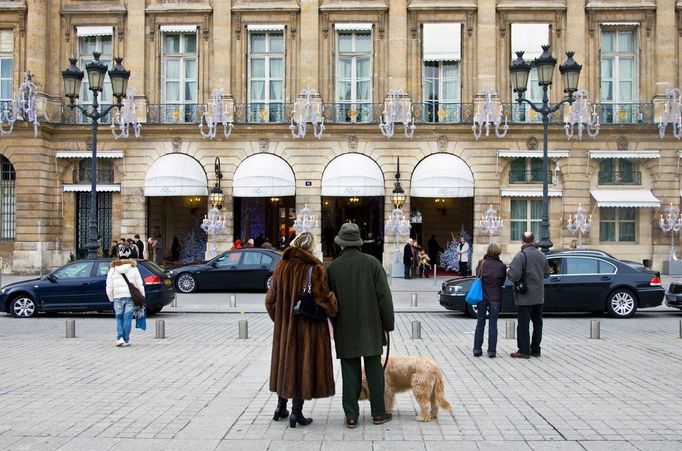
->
xmin=327 ymin=223 xmax=395 ymax=428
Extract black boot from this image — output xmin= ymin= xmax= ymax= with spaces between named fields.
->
xmin=273 ymin=397 xmax=289 ymax=421
xmin=289 ymin=398 xmax=313 ymax=427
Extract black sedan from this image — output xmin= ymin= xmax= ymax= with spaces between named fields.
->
xmin=664 ymin=280 xmax=682 ymax=310
xmin=2 ymin=259 xmax=176 ymax=318
xmin=172 ymin=248 xmax=281 ymax=293
xmin=439 ymin=251 xmax=664 ymax=318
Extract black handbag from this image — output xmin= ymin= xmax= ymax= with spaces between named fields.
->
xmin=292 ymin=265 xmax=327 ymax=321
xmin=513 ymin=251 xmax=528 ymax=294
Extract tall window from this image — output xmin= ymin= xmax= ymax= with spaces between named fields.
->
xmin=511 ymin=24 xmax=550 ymax=123
xmin=0 ymin=155 xmax=15 ymax=241
xmin=510 ymin=199 xmax=542 ymax=241
xmin=0 ymin=31 xmax=13 ymax=102
xmin=598 ymin=158 xmax=639 ymax=185
xmin=77 ymin=33 xmax=113 ymax=105
xmin=509 ymin=158 xmax=544 ymax=183
xmin=423 ymin=23 xmax=461 ymax=123
xmin=77 ymin=159 xmax=114 ymax=184
xmin=335 ymin=28 xmax=372 ymax=122
xmin=162 ymin=31 xmax=198 ymax=122
xmin=600 ymin=27 xmax=638 ymax=123
xmin=248 ymin=30 xmax=285 ymax=122
xmin=76 ymin=192 xmax=112 ymax=258
xmin=599 ymin=207 xmax=636 ymax=242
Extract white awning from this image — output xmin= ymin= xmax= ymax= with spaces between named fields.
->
xmin=498 ymin=150 xmax=571 ymax=159
xmin=321 ymin=154 xmax=384 ymax=196
xmin=63 ymin=184 xmax=120 ymax=192
xmin=591 ymin=189 xmax=660 ymax=207
xmin=233 ymin=154 xmax=295 ymax=197
xmin=76 ymin=26 xmax=113 ymax=37
xmin=335 ymin=23 xmax=373 ymax=32
xmin=56 ymin=150 xmax=123 ymax=159
xmin=144 ymin=153 xmax=208 ymax=197
xmin=501 ymin=189 xmax=563 ymax=198
xmin=423 ymin=23 xmax=461 ymax=62
xmin=247 ymin=24 xmax=285 ymax=32
xmin=411 ymin=153 xmax=474 ymax=198
xmin=511 ymin=24 xmax=550 ymax=59
xmin=159 ymin=25 xmax=197 ymax=33
xmin=588 ymin=150 xmax=660 ymax=159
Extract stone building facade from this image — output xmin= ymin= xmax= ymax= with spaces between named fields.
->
xmin=0 ymin=0 xmax=680 ymax=273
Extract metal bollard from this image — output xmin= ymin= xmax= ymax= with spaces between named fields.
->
xmin=433 ymin=264 xmax=438 ymax=287
xmin=155 ymin=320 xmax=165 ymax=339
xmin=65 ymin=319 xmax=76 ymax=338
xmin=590 ymin=320 xmax=600 ymax=339
xmin=505 ymin=320 xmax=516 ymax=339
xmin=410 ymin=293 xmax=418 ymax=307
xmin=679 ymin=320 xmax=682 ymax=339
xmin=171 ymin=296 xmax=177 ymax=308
xmin=230 ymin=294 xmax=237 ymax=308
xmin=411 ymin=320 xmax=422 ymax=339
xmin=239 ymin=320 xmax=249 ymax=339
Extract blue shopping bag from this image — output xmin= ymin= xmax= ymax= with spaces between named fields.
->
xmin=135 ymin=306 xmax=147 ymax=331
xmin=465 ymin=278 xmax=484 ymax=305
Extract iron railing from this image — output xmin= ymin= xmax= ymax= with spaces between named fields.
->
xmin=597 ymin=170 xmax=642 ymax=185
xmin=73 ymin=168 xmax=115 ymax=184
xmin=509 ymin=170 xmax=553 ymax=184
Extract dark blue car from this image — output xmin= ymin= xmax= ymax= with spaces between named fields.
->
xmin=2 ymin=259 xmax=176 ymax=318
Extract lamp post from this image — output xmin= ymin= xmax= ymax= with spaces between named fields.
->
xmin=566 ymin=203 xmax=593 ymax=248
xmin=386 ymin=157 xmax=411 ymax=269
xmin=62 ymin=52 xmax=132 ymax=259
xmin=510 ymin=45 xmax=582 ymax=254
xmin=659 ymin=203 xmax=682 ymax=261
xmin=202 ymin=157 xmax=225 ymax=258
xmin=478 ymin=205 xmax=504 ymax=243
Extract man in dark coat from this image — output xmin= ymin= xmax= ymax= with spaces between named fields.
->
xmin=507 ymin=231 xmax=550 ymax=359
xmin=327 ymin=223 xmax=395 ymax=428
xmin=134 ymin=234 xmax=144 ymax=260
xmin=403 ymin=238 xmax=415 ymax=279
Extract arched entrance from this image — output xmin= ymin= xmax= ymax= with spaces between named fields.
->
xmin=321 ymin=153 xmax=384 ymax=260
xmin=232 ymin=154 xmax=296 ymax=249
xmin=410 ymin=153 xmax=474 ymax=266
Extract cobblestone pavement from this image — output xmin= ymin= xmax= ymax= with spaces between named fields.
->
xmin=1 ymin=310 xmax=682 ymax=450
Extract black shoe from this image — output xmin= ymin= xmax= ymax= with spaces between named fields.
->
xmin=473 ymin=349 xmax=482 ymax=357
xmin=373 ymin=412 xmax=392 ymax=425
xmin=289 ymin=412 xmax=313 ymax=428
xmin=273 ymin=398 xmax=289 ymax=421
xmin=488 ymin=352 xmax=496 ymax=358
xmin=531 ymin=350 xmax=541 ymax=358
xmin=344 ymin=418 xmax=358 ymax=429
xmin=510 ymin=351 xmax=530 ymax=359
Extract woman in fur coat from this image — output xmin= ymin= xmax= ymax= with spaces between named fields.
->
xmin=265 ymin=232 xmax=338 ymax=428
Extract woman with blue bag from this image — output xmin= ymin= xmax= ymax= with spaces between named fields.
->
xmin=472 ymin=242 xmax=507 ymax=358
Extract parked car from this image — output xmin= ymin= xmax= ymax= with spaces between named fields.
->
xmin=664 ymin=280 xmax=682 ymax=310
xmin=172 ymin=248 xmax=281 ymax=293
xmin=3 ymin=259 xmax=176 ymax=318
xmin=439 ymin=250 xmax=663 ymax=318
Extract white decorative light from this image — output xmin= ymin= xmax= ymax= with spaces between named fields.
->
xmin=478 ymin=205 xmax=504 ymax=243
xmin=659 ymin=203 xmax=682 ymax=261
xmin=566 ymin=203 xmax=593 ymax=248
xmin=111 ymin=88 xmax=141 ymax=139
xmin=201 ymin=206 xmax=226 ymax=258
xmin=472 ymin=88 xmax=508 ymax=140
xmin=385 ymin=207 xmax=411 ymax=264
xmin=199 ymin=88 xmax=234 ymax=140
xmin=0 ymin=72 xmax=40 ymax=137
xmin=293 ymin=204 xmax=318 ymax=234
xmin=658 ymin=88 xmax=682 ymax=139
xmin=290 ymin=88 xmax=325 ymax=139
xmin=379 ymin=88 xmax=416 ymax=139
xmin=564 ymin=89 xmax=599 ymax=140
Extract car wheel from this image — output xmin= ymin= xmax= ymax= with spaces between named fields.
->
xmin=265 ymin=274 xmax=273 ymax=291
xmin=10 ymin=295 xmax=38 ymax=318
xmin=176 ymin=273 xmax=198 ymax=293
xmin=606 ymin=289 xmax=637 ymax=318
xmin=466 ymin=302 xmax=478 ymax=318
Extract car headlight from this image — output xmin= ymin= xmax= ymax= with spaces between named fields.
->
xmin=447 ymin=285 xmax=463 ymax=294
xmin=0 ymin=288 xmax=4 ymax=294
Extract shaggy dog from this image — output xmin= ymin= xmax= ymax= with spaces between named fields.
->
xmin=359 ymin=356 xmax=452 ymax=421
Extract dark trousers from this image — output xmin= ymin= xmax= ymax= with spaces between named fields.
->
xmin=404 ymin=263 xmax=412 ymax=279
xmin=341 ymin=355 xmax=386 ymax=420
xmin=459 ymin=261 xmax=468 ymax=276
xmin=517 ymin=304 xmax=543 ymax=355
xmin=473 ymin=300 xmax=500 ymax=354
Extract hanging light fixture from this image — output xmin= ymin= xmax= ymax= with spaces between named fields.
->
xmin=658 ymin=88 xmax=682 ymax=139
xmin=208 ymin=157 xmax=224 ymax=209
xmin=199 ymin=88 xmax=234 ymax=140
xmin=472 ymin=88 xmax=508 ymax=140
xmin=379 ymin=88 xmax=416 ymax=139
xmin=390 ymin=156 xmax=406 ymax=209
xmin=564 ymin=88 xmax=599 ymax=140
xmin=111 ymin=88 xmax=141 ymax=139
xmin=0 ymin=72 xmax=40 ymax=137
xmin=290 ymin=88 xmax=325 ymax=139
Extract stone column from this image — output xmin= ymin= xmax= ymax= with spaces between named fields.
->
xmin=566 ymin=0 xmax=588 ymax=90
xmin=299 ymin=0 xmax=319 ymax=91
xmin=387 ymin=0 xmax=408 ymax=90
xmin=212 ymin=0 xmax=232 ymax=92
xmin=26 ymin=0 xmax=47 ymax=86
xmin=654 ymin=0 xmax=678 ymax=95
xmin=126 ymin=0 xmax=146 ymax=97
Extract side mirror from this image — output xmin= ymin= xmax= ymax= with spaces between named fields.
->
xmin=47 ymin=274 xmax=57 ymax=283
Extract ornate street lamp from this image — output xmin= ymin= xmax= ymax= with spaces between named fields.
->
xmin=566 ymin=203 xmax=593 ymax=248
xmin=386 ymin=157 xmax=411 ymax=267
xmin=379 ymin=88 xmax=416 ymax=139
xmin=510 ymin=46 xmax=582 ymax=253
xmin=208 ymin=157 xmax=224 ymax=209
xmin=389 ymin=156 xmax=406 ymax=209
xmin=659 ymin=203 xmax=682 ymax=261
xmin=478 ymin=205 xmax=504 ymax=243
xmin=62 ymin=53 xmax=132 ymax=259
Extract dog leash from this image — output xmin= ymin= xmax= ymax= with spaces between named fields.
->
xmin=383 ymin=331 xmax=390 ymax=370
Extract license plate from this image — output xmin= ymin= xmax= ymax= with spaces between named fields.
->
xmin=164 ymin=279 xmax=172 ymax=286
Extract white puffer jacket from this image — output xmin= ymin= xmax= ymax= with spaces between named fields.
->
xmin=106 ymin=259 xmax=145 ymax=302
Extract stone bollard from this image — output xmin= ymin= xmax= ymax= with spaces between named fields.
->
xmin=65 ymin=319 xmax=76 ymax=338
xmin=679 ymin=320 xmax=682 ymax=338
xmin=239 ymin=320 xmax=248 ymax=339
xmin=410 ymin=293 xmax=418 ymax=307
xmin=411 ymin=321 xmax=422 ymax=339
xmin=171 ymin=296 xmax=177 ymax=308
xmin=433 ymin=264 xmax=438 ymax=287
xmin=155 ymin=320 xmax=166 ymax=339
xmin=590 ymin=320 xmax=600 ymax=339
xmin=505 ymin=320 xmax=516 ymax=339
xmin=230 ymin=294 xmax=237 ymax=308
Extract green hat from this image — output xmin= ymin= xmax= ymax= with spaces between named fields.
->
xmin=334 ymin=223 xmax=364 ymax=247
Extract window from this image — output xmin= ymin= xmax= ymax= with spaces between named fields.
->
xmin=422 ymin=23 xmax=461 ymax=123
xmin=96 ymin=262 xmax=110 ymax=277
xmin=598 ymin=158 xmax=640 ymax=185
xmin=248 ymin=30 xmax=285 ymax=122
xmin=52 ymin=262 xmax=94 ymax=280
xmin=0 ymin=155 xmax=15 ymax=241
xmin=509 ymin=158 xmax=544 ymax=184
xmin=242 ymin=251 xmax=263 ymax=265
xmin=78 ymin=34 xmax=113 ymax=105
xmin=510 ymin=24 xmax=550 ymax=123
xmin=510 ymin=199 xmax=542 ymax=241
xmin=0 ymin=31 xmax=13 ymax=102
xmin=77 ymin=159 xmax=114 ymax=183
xmin=76 ymin=192 xmax=112 ymax=258
xmin=600 ymin=27 xmax=638 ymax=123
xmin=216 ymin=252 xmax=241 ymax=267
xmin=335 ymin=29 xmax=372 ymax=122
xmin=162 ymin=31 xmax=198 ymax=122
xmin=565 ymin=257 xmax=599 ymax=275
xmin=599 ymin=207 xmax=636 ymax=242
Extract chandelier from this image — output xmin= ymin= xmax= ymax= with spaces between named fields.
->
xmin=111 ymin=88 xmax=141 ymax=139
xmin=472 ymin=88 xmax=508 ymax=140
xmin=293 ymin=204 xmax=318 ymax=234
xmin=201 ymin=206 xmax=226 ymax=258
xmin=478 ymin=205 xmax=504 ymax=243
xmin=658 ymin=88 xmax=682 ymax=139
xmin=0 ymin=72 xmax=40 ymax=137
xmin=199 ymin=88 xmax=234 ymax=139
xmin=379 ymin=88 xmax=416 ymax=139
xmin=386 ymin=207 xmax=411 ymax=264
xmin=566 ymin=203 xmax=593 ymax=248
xmin=290 ymin=88 xmax=325 ymax=139
xmin=659 ymin=203 xmax=682 ymax=261
xmin=564 ymin=89 xmax=599 ymax=140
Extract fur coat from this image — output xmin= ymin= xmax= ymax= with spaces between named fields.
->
xmin=265 ymin=246 xmax=338 ymax=400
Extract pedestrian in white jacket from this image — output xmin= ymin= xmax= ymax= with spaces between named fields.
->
xmin=106 ymin=258 xmax=145 ymax=347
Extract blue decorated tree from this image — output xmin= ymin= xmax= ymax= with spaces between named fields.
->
xmin=439 ymin=233 xmax=460 ymax=272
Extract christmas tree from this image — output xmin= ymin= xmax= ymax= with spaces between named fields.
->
xmin=178 ymin=221 xmax=208 ymax=264
xmin=438 ymin=226 xmax=473 ymax=274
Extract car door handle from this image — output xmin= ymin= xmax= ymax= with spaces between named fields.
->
xmin=601 ymin=276 xmax=612 ymax=281
xmin=260 ymin=266 xmax=267 ymax=270
xmin=81 ymin=282 xmax=91 ymax=286
xmin=550 ymin=277 xmax=561 ymax=282
xmin=230 ymin=266 xmax=237 ymax=270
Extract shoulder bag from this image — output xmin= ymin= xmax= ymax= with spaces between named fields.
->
xmin=513 ymin=251 xmax=528 ymax=294
xmin=121 ymin=273 xmax=146 ymax=306
xmin=465 ymin=260 xmax=484 ymax=305
xmin=292 ymin=265 xmax=327 ymax=321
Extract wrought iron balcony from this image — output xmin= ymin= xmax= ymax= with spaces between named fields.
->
xmin=73 ymin=168 xmax=115 ymax=184
xmin=509 ymin=169 xmax=553 ymax=184
xmin=597 ymin=170 xmax=641 ymax=185
xmin=61 ymin=104 xmax=113 ymax=125
xmin=597 ymin=103 xmax=653 ymax=124
xmin=146 ymin=104 xmax=201 ymax=124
